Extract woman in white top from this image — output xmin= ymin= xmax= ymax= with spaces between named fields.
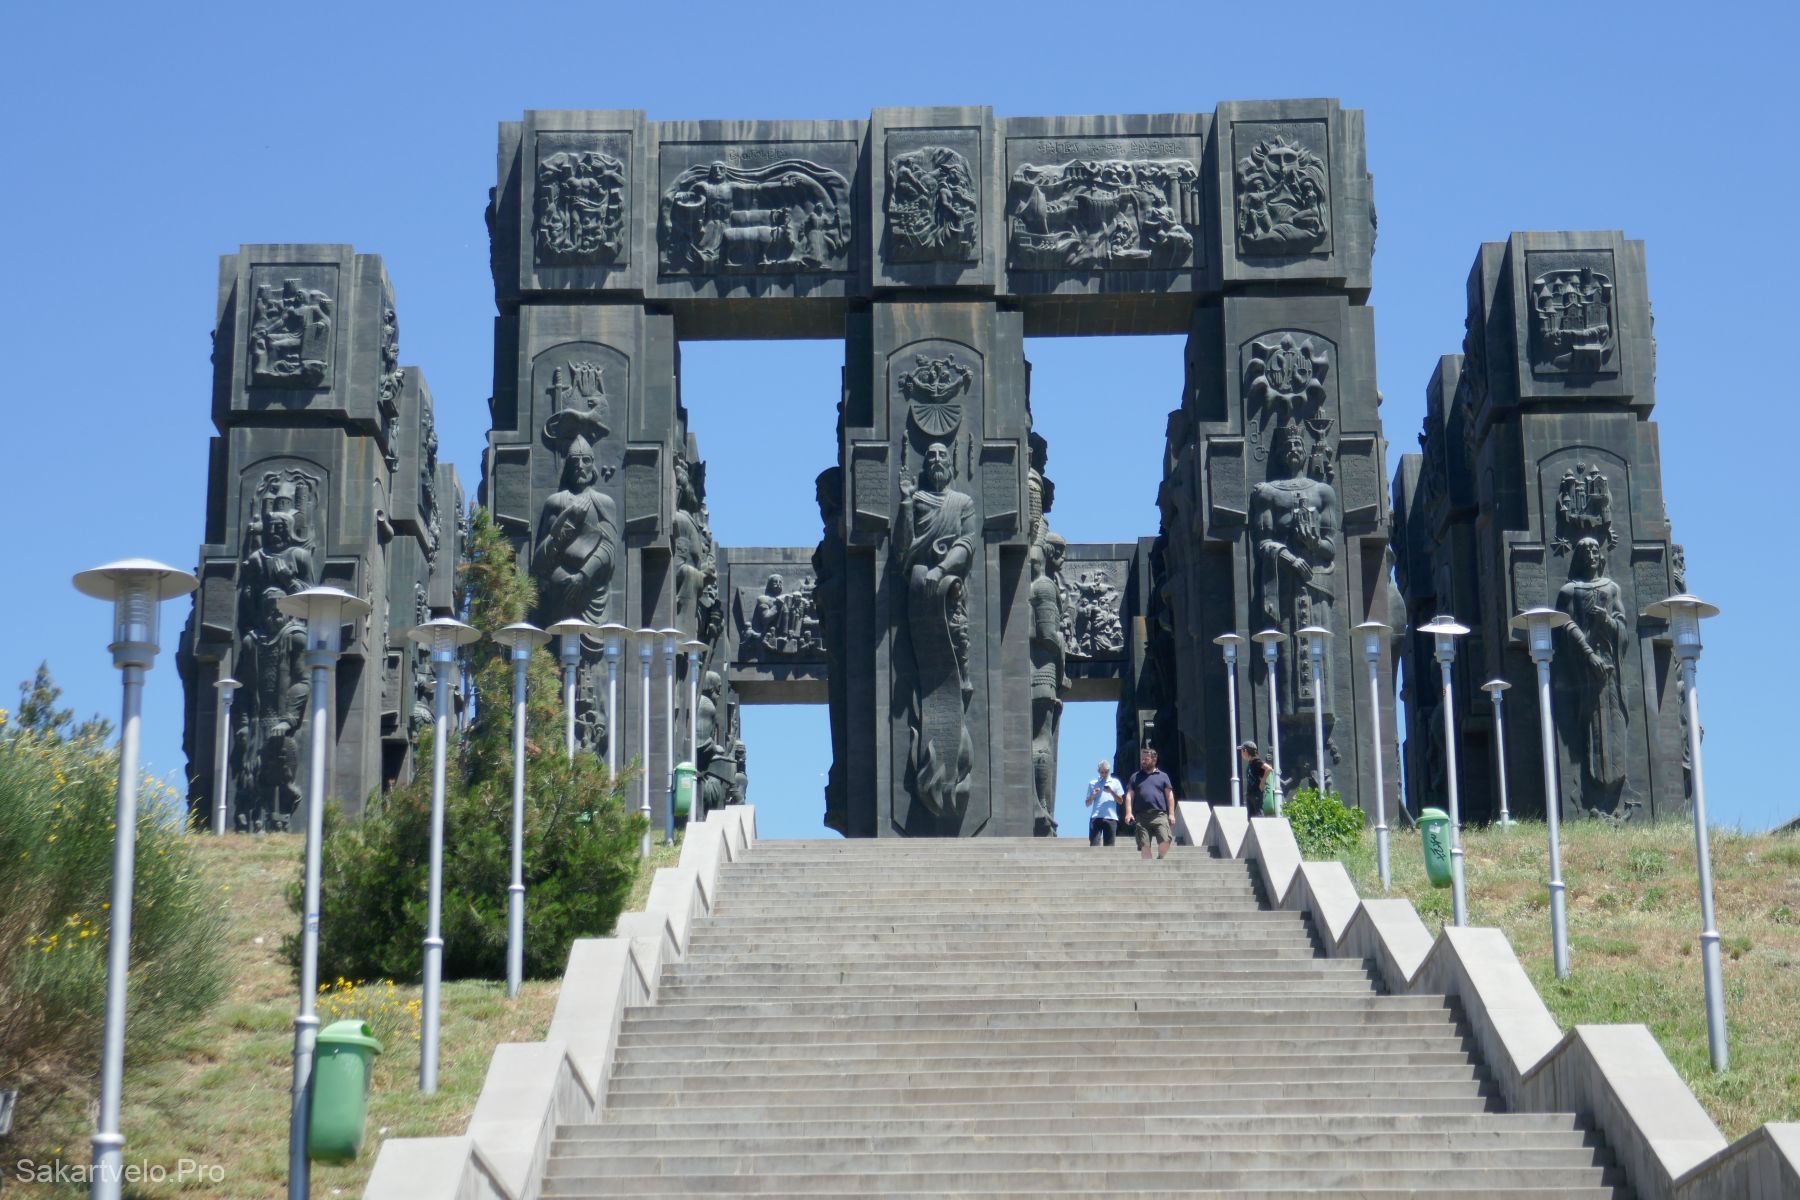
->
xmin=1085 ymin=759 xmax=1125 ymax=846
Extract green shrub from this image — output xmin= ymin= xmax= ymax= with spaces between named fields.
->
xmin=294 ymin=508 xmax=646 ymax=983
xmin=0 ymin=678 xmax=228 ymax=1135
xmin=1283 ymin=786 xmax=1365 ymax=860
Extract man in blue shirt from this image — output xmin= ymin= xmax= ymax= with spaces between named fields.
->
xmin=1084 ymin=759 xmax=1124 ymax=846
xmin=1123 ymin=746 xmax=1177 ymax=860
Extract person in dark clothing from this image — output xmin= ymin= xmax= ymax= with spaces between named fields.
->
xmin=1123 ymin=746 xmax=1177 ymax=860
xmin=1240 ymin=741 xmax=1272 ymax=817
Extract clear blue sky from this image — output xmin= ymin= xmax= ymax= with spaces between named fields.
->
xmin=2 ymin=1 xmax=1794 ymax=836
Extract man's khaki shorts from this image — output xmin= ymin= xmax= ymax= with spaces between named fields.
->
xmin=1134 ymin=808 xmax=1172 ymax=849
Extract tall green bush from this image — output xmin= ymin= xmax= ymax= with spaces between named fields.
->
xmin=1283 ymin=786 xmax=1365 ymax=860
xmin=0 ymin=676 xmax=227 ymax=1130
xmin=296 ymin=508 xmax=645 ymax=982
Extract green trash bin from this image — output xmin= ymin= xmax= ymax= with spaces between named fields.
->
xmin=1419 ymin=807 xmax=1454 ymax=889
xmin=674 ymin=760 xmax=697 ymax=820
xmin=308 ymin=1019 xmax=383 ymax=1162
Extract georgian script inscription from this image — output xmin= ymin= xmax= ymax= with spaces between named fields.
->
xmin=1235 ymin=131 xmax=1329 ymax=255
xmin=249 ymin=277 xmax=333 ymax=387
xmin=534 ymin=149 xmax=627 ymax=266
xmin=660 ymin=159 xmax=852 ymax=275
xmin=1530 ymin=266 xmax=1615 ymax=374
xmin=1005 ymin=157 xmax=1199 ymax=271
xmin=887 ymin=145 xmax=978 ymax=263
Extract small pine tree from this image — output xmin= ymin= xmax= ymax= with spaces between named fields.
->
xmin=12 ymin=662 xmax=112 ymax=745
xmin=298 ymin=506 xmax=644 ymax=983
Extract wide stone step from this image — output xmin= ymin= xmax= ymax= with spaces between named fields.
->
xmin=610 ymin=1046 xmax=1481 ymax=1076
xmin=601 ymin=1077 xmax=1496 ymax=1110
xmin=690 ymin=917 xmax=1302 ymax=936
xmin=613 ymin=1031 xmax=1478 ymax=1063
xmin=606 ymin=1061 xmax=1489 ymax=1095
xmin=560 ymin=1111 xmax=1590 ymax=1141
xmin=679 ymin=942 xmax=1324 ymax=965
xmin=546 ymin=1146 xmax=1611 ymax=1178
xmin=667 ymin=957 xmax=1369 ymax=979
xmin=660 ymin=967 xmax=1375 ymax=992
xmin=592 ymin=1092 xmax=1504 ymax=1124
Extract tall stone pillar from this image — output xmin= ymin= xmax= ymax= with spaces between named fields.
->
xmin=1152 ymin=101 xmax=1396 ymax=816
xmin=182 ymin=245 xmax=457 ymax=826
xmin=1398 ymin=232 xmax=1686 ymax=823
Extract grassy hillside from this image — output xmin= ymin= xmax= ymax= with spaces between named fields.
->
xmin=1339 ymin=818 xmax=1800 ymax=1139
xmin=9 ymin=833 xmax=679 ymax=1198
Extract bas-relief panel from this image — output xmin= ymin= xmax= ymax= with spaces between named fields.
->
xmin=533 ymin=131 xmax=632 ymax=267
xmin=732 ymin=568 xmax=825 ymax=660
xmin=884 ymin=127 xmax=980 ymax=265
xmin=1231 ymin=120 xmax=1332 ymax=257
xmin=657 ymin=140 xmax=858 ymax=276
xmin=1003 ymin=135 xmax=1202 ymax=272
xmin=1524 ymin=250 xmax=1618 ymax=377
xmin=246 ymin=264 xmax=339 ymax=390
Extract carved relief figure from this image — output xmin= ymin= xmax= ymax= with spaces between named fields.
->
xmin=897 ymin=442 xmax=976 ymax=820
xmin=887 ymin=145 xmax=978 ymax=262
xmin=250 ymin=278 xmax=334 ymax=387
xmin=378 ymin=302 xmax=403 ymax=408
xmin=1060 ymin=569 xmax=1126 ymax=658
xmin=531 ymin=433 xmax=619 ymax=629
xmin=544 ymin=361 xmax=611 ymax=443
xmin=672 ymin=454 xmax=718 ymax=634
xmin=660 ymin=159 xmax=851 ymax=275
xmin=1555 ymin=537 xmax=1630 ymax=816
xmin=1531 ymin=267 xmax=1614 ymax=373
xmin=232 ymin=469 xmax=321 ymax=829
xmin=1030 ymin=532 xmax=1068 ymax=836
xmin=1251 ymin=423 xmax=1340 ymax=710
xmin=740 ymin=573 xmax=822 ymax=657
xmin=1235 ymin=133 xmax=1329 ymax=255
xmin=1005 ymin=157 xmax=1199 ymax=271
xmin=534 ymin=149 xmax=628 ymax=266
xmin=1553 ymin=461 xmax=1617 ymax=554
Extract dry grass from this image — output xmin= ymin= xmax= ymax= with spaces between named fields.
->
xmin=1340 ymin=819 xmax=1800 ymax=1140
xmin=8 ymin=834 xmax=564 ymax=1197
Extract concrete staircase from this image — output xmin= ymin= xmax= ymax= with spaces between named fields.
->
xmin=540 ymin=839 xmax=1628 ymax=1197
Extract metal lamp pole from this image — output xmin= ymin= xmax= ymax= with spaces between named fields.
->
xmin=404 ymin=616 xmax=480 ymax=1094
xmin=598 ymin=623 xmax=629 ymax=778
xmin=635 ymin=629 xmax=656 ymax=857
xmin=1298 ymin=625 xmax=1333 ymax=796
xmin=491 ymin=622 xmax=550 ymax=1000
xmin=1482 ymin=679 xmax=1515 ymax=826
xmin=1511 ymin=607 xmax=1573 ymax=979
xmin=1213 ymin=633 xmax=1244 ymax=807
xmin=1422 ymin=615 xmax=1471 ymax=926
xmin=545 ymin=619 xmax=603 ymax=761
xmin=1251 ymin=629 xmax=1287 ymax=815
xmin=681 ymin=639 xmax=707 ymax=821
xmin=1353 ymin=620 xmax=1392 ymax=890
xmin=72 ymin=559 xmax=197 ymax=1200
xmin=1646 ymin=593 xmax=1727 ymax=1070
xmin=272 ymin=585 xmax=370 ymax=1199
xmin=656 ymin=627 xmax=683 ymax=845
xmin=212 ymin=676 xmax=240 ymax=834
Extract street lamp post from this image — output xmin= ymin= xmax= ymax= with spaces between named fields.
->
xmin=1645 ymin=593 xmax=1727 ymax=1071
xmin=212 ymin=676 xmax=240 ymax=835
xmin=545 ymin=619 xmax=603 ymax=761
xmin=491 ymin=622 xmax=550 ymax=1000
xmin=1298 ymin=625 xmax=1333 ymax=797
xmin=1482 ymin=679 xmax=1515 ymax=826
xmin=656 ymin=627 xmax=683 ymax=844
xmin=598 ymin=623 xmax=629 ymax=778
xmin=680 ymin=639 xmax=707 ymax=821
xmin=404 ymin=616 xmax=480 ymax=1094
xmin=1510 ymin=607 xmax=1573 ymax=979
xmin=635 ymin=628 xmax=656 ymax=857
xmin=1421 ymin=615 xmax=1471 ymax=927
xmin=271 ymin=585 xmax=370 ymax=1199
xmin=72 ymin=559 xmax=197 ymax=1200
xmin=1250 ymin=629 xmax=1287 ymax=815
xmin=1353 ymin=620 xmax=1392 ymax=890
xmin=1213 ymin=633 xmax=1245 ymax=807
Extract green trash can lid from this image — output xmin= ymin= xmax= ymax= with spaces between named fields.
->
xmin=1419 ymin=807 xmax=1450 ymax=823
xmin=317 ymin=1019 xmax=383 ymax=1054
xmin=674 ymin=761 xmax=696 ymax=776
